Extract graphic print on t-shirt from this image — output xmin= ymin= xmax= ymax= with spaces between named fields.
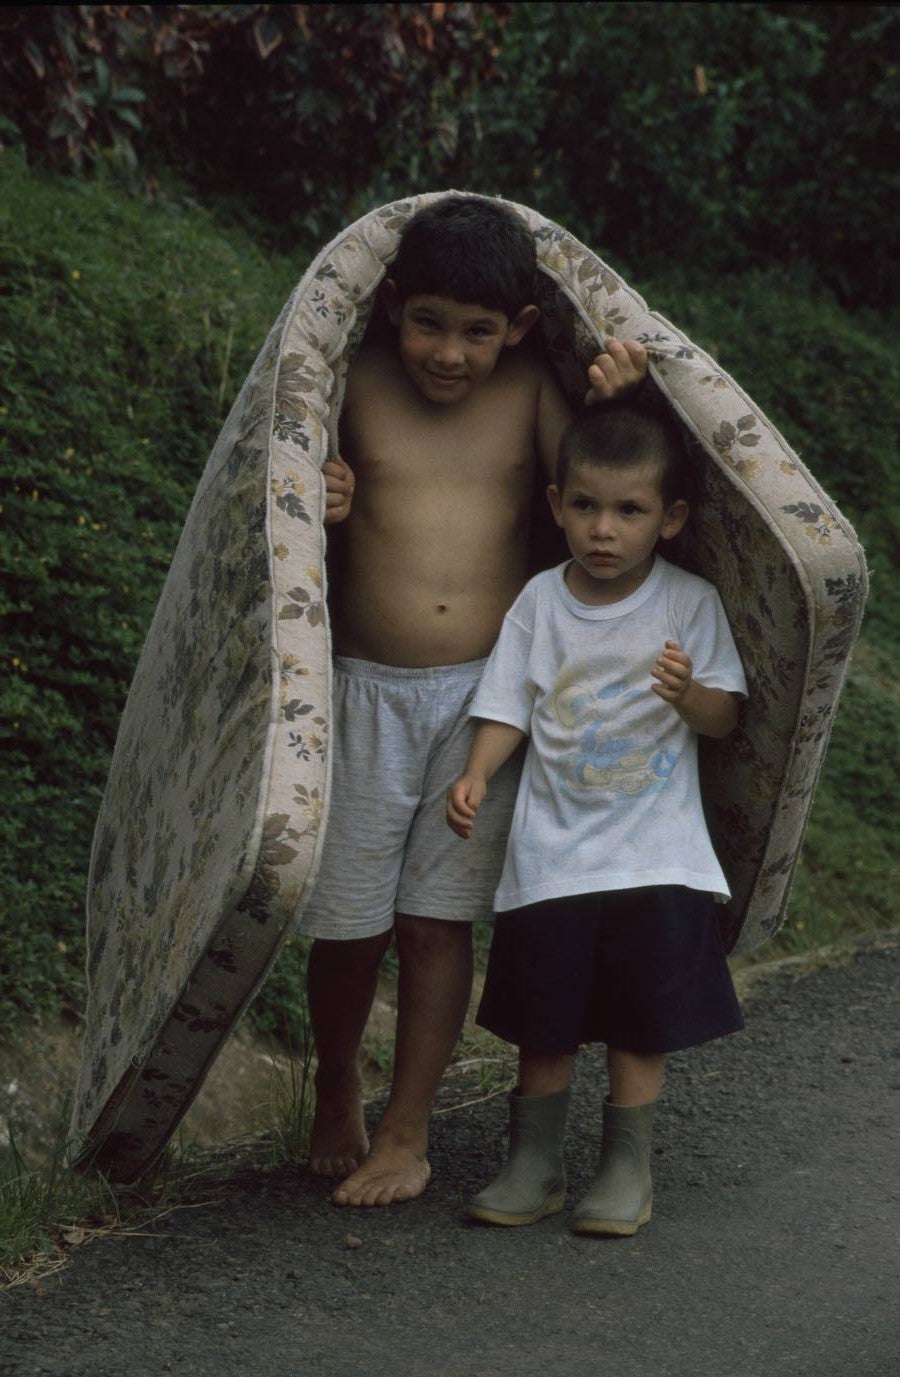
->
xmin=553 ymin=666 xmax=677 ymax=797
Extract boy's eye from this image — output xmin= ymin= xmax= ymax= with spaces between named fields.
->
xmin=620 ymin=502 xmax=644 ymax=516
xmin=572 ymin=497 xmax=594 ymax=512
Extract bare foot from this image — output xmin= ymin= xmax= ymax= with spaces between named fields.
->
xmin=331 ymin=1137 xmax=431 ymax=1207
xmin=308 ymin=1075 xmax=368 ymax=1178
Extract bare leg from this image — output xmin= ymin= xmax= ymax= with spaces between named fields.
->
xmin=333 ymin=914 xmax=473 ymax=1207
xmin=307 ymin=931 xmax=392 ymax=1177
xmin=607 ymin=1047 xmax=666 ymax=1106
xmin=518 ymin=1049 xmax=576 ymax=1097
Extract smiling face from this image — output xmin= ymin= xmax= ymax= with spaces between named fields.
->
xmin=383 ymin=285 xmax=537 ymax=405
xmin=547 ymin=459 xmax=689 ymax=605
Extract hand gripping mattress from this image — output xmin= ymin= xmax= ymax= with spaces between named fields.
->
xmin=70 ymin=192 xmax=868 ymax=1180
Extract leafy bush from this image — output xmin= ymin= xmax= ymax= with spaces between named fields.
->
xmin=465 ymin=2 xmax=899 ymax=309
xmin=0 ymin=3 xmax=507 ymax=243
xmin=639 ymin=266 xmax=900 ymax=650
xmin=1 ymin=4 xmax=896 ymax=307
xmin=0 ymin=158 xmax=298 ymax=1035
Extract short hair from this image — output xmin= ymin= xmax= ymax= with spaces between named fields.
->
xmin=390 ymin=195 xmax=536 ymax=318
xmin=557 ymin=404 xmax=690 ymax=506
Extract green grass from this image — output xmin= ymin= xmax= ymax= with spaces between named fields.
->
xmin=0 ymin=157 xmax=300 ymax=1035
xmin=778 ymin=657 xmax=900 ymax=951
xmin=0 ymin=1035 xmax=317 ymax=1285
xmin=0 ymin=1119 xmax=239 ymax=1286
xmin=0 ymin=1115 xmax=122 ymax=1285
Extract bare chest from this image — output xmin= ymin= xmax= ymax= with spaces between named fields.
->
xmin=342 ymin=358 xmax=538 ymax=490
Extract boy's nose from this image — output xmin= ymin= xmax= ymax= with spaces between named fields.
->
xmin=433 ymin=335 xmax=465 ymax=366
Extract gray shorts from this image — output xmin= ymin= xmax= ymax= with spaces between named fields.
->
xmin=298 ymin=656 xmax=521 ymax=941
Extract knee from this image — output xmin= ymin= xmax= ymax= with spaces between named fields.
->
xmin=394 ymin=913 xmax=472 ymax=960
xmin=309 ymin=930 xmax=392 ymax=978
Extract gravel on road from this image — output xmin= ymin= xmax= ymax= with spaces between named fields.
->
xmin=2 ymin=937 xmax=898 ymax=1377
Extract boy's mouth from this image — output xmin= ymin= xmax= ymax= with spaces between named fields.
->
xmin=586 ymin=552 xmax=618 ymax=566
xmin=425 ymin=369 xmax=466 ymax=385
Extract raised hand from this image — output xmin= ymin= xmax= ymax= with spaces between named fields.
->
xmin=585 ymin=338 xmax=648 ymax=405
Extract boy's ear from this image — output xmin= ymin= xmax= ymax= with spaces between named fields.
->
xmin=505 ymin=304 xmax=540 ymax=347
xmin=546 ymin=483 xmax=564 ymax=527
xmin=661 ymin=499 xmax=689 ymax=540
xmin=381 ymin=278 xmax=402 ymax=326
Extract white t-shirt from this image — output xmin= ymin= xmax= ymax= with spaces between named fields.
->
xmin=471 ymin=557 xmax=748 ymax=912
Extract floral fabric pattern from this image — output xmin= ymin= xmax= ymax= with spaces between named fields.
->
xmin=71 ymin=193 xmax=867 ymax=1180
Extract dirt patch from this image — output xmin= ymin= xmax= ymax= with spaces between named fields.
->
xmin=0 ymin=970 xmax=405 ymax=1164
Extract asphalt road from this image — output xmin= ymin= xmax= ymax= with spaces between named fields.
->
xmin=2 ymin=938 xmax=898 ymax=1377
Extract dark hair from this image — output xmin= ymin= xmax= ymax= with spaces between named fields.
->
xmin=557 ymin=404 xmax=690 ymax=506
xmin=390 ymin=195 xmax=536 ymax=318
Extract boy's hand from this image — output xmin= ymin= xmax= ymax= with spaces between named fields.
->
xmin=585 ymin=338 xmax=648 ymax=405
xmin=650 ymin=640 xmax=692 ymax=703
xmin=446 ymin=775 xmax=487 ymax=840
xmin=651 ymin=639 xmax=740 ymax=738
xmin=323 ymin=457 xmax=355 ymax=525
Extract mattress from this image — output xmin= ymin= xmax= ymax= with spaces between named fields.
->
xmin=69 ymin=192 xmax=868 ymax=1181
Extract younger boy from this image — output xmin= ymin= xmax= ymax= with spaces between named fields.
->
xmin=447 ymin=404 xmax=747 ymax=1234
xmin=301 ymin=195 xmax=648 ymax=1208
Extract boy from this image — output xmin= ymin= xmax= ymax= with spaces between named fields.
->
xmin=446 ymin=404 xmax=747 ymax=1235
xmin=302 ymin=195 xmax=648 ymax=1208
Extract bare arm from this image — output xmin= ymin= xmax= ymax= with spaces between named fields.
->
xmin=651 ymin=641 xmax=740 ymax=739
xmin=535 ymin=368 xmax=573 ymax=480
xmin=446 ymin=720 xmax=527 ymax=839
xmin=535 ymin=339 xmax=651 ymax=480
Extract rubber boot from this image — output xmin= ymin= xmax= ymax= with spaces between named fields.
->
xmin=467 ymin=1088 xmax=569 ymax=1226
xmin=571 ymin=1098 xmax=656 ymax=1237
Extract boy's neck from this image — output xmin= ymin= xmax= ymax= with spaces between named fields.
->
xmin=562 ymin=555 xmax=657 ymax=607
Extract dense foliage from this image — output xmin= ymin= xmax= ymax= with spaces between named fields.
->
xmin=0 ymin=3 xmax=508 ymax=245
xmin=1 ymin=3 xmax=896 ymax=304
xmin=0 ymin=161 xmax=298 ymax=1035
xmin=470 ymin=3 xmax=899 ymax=306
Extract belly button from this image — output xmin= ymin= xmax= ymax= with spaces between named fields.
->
xmin=437 ymin=604 xmax=447 ymax=614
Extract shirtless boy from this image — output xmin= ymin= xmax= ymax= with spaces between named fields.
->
xmin=302 ymin=195 xmax=648 ymax=1207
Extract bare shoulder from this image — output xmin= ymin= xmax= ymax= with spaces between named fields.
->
xmin=495 ymin=340 xmax=551 ymax=391
xmin=497 ymin=344 xmax=569 ymax=423
xmin=344 ymin=340 xmax=400 ymax=401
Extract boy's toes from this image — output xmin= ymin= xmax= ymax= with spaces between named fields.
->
xmin=307 ymin=1082 xmax=368 ymax=1178
xmin=331 ymin=1147 xmax=431 ymax=1208
xmin=310 ymin=1151 xmax=364 ymax=1179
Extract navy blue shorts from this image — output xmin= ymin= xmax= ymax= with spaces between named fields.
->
xmin=476 ymin=886 xmax=744 ymax=1055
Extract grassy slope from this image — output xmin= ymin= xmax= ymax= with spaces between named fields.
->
xmin=1 ymin=165 xmax=897 ymax=1041
xmin=0 ymin=161 xmax=300 ymax=1035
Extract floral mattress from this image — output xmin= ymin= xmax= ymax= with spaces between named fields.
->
xmin=70 ymin=193 xmax=868 ymax=1180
